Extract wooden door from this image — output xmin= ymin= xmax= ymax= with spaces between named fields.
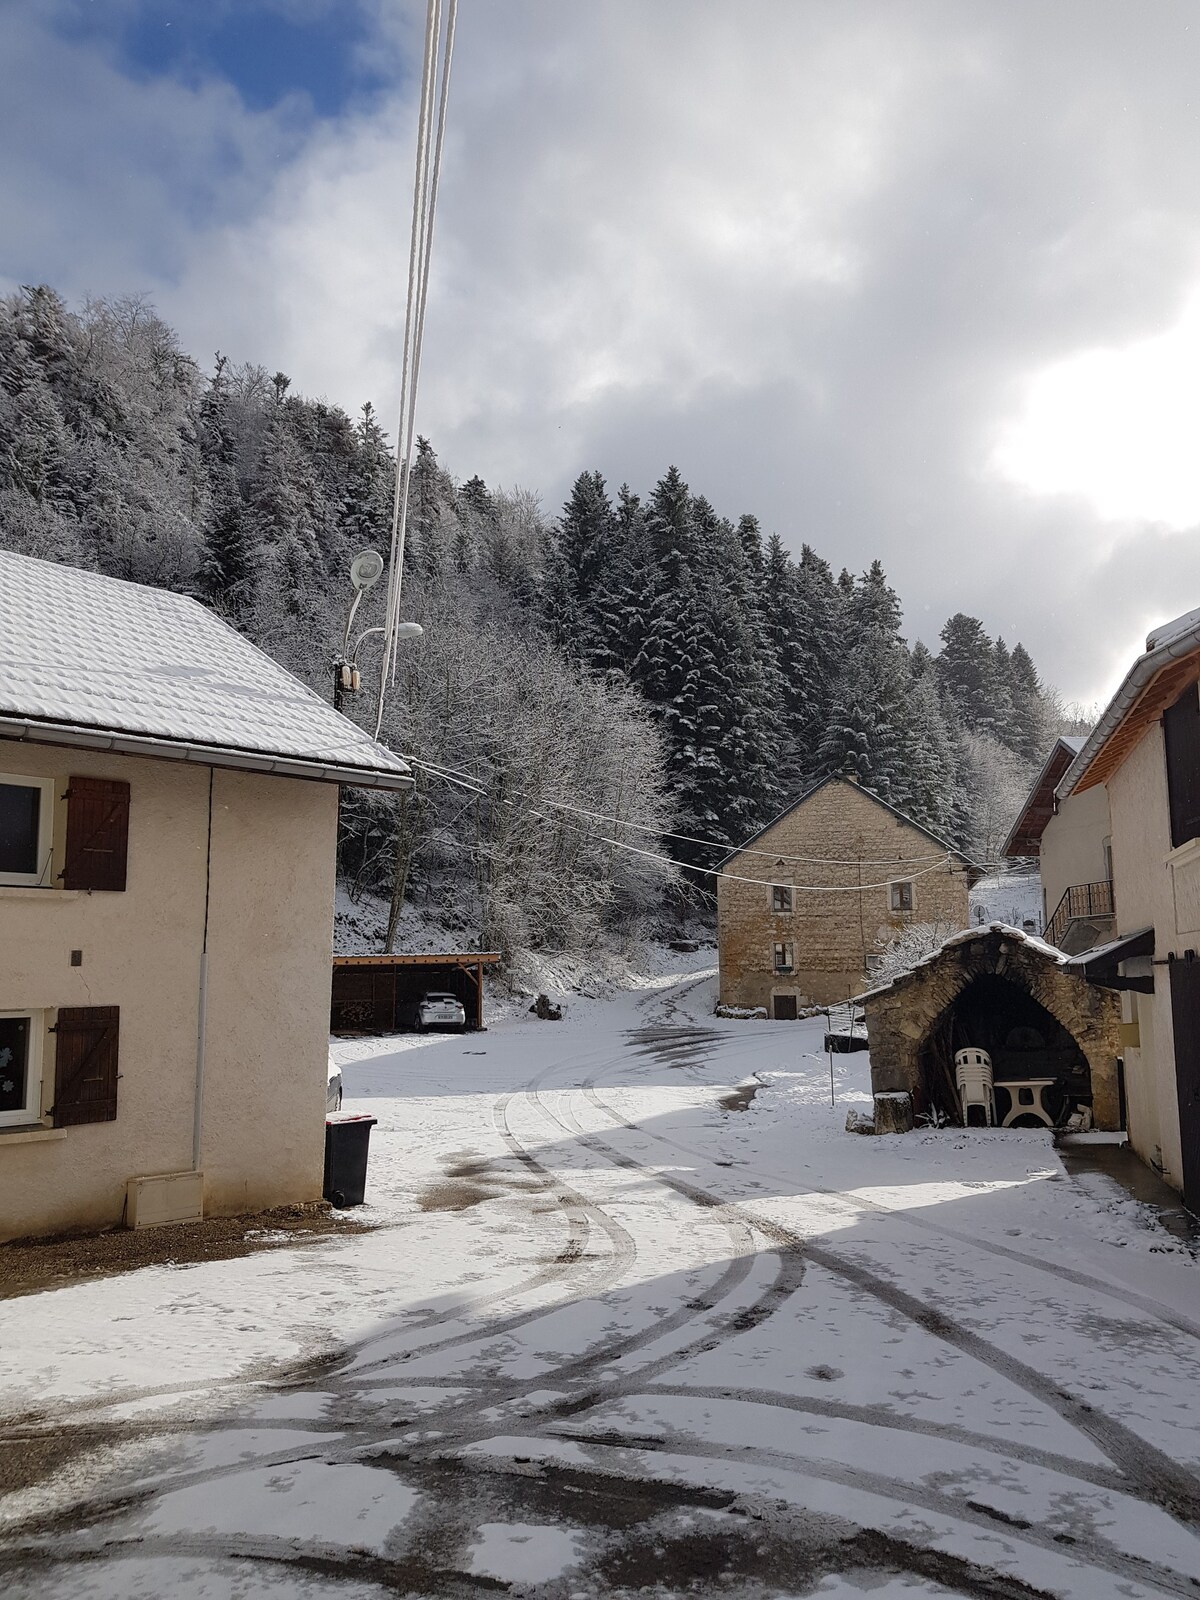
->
xmin=774 ymin=995 xmax=798 ymax=1021
xmin=1169 ymin=957 xmax=1200 ymax=1213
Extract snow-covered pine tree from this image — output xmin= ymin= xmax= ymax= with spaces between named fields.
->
xmin=937 ymin=612 xmax=1001 ymax=733
xmin=1008 ymin=641 xmax=1050 ymax=762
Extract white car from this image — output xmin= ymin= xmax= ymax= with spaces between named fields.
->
xmin=412 ymin=991 xmax=467 ymax=1032
xmin=326 ymin=1054 xmax=343 ymax=1113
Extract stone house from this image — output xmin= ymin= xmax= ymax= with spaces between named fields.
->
xmin=862 ymin=923 xmax=1122 ymax=1130
xmin=0 ymin=552 xmax=411 ymax=1242
xmin=1053 ymin=605 xmax=1200 ymax=1209
xmin=717 ymin=775 xmax=980 ymax=1014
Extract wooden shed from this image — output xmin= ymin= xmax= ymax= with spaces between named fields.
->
xmin=330 ymin=952 xmax=500 ymax=1034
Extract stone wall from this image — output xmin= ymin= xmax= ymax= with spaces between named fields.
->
xmin=717 ymin=777 xmax=972 ymax=1011
xmin=863 ymin=929 xmax=1122 ymax=1130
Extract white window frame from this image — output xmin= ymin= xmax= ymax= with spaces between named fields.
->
xmin=889 ymin=879 xmax=915 ymax=913
xmin=0 ymin=774 xmax=55 ymax=888
xmin=773 ymin=941 xmax=794 ymax=973
xmin=771 ymin=885 xmax=793 ymax=913
xmin=0 ymin=1009 xmax=45 ymax=1128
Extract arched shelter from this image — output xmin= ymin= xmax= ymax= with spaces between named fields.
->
xmin=860 ymin=923 xmax=1122 ymax=1129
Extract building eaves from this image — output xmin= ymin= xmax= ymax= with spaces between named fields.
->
xmin=718 ymin=774 xmax=982 ymax=876
xmin=0 ymin=713 xmax=413 ymax=792
xmin=1000 ymin=737 xmax=1082 ymax=858
xmin=1058 ymin=610 xmax=1200 ymax=800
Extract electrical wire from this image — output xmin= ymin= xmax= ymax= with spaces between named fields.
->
xmin=405 ymin=753 xmax=953 ymax=869
xmin=375 ymin=0 xmax=458 ymax=737
xmin=411 ymin=758 xmax=965 ymax=893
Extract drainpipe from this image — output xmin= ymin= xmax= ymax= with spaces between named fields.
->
xmin=192 ymin=769 xmax=214 ymax=1172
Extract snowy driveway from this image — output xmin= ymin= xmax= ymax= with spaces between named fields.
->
xmin=3 ymin=968 xmax=1200 ymax=1598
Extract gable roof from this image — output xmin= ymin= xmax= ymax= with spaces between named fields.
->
xmin=1059 ymin=606 xmax=1200 ymax=800
xmin=0 ymin=551 xmax=411 ymax=790
xmin=719 ymin=774 xmax=982 ymax=876
xmin=1001 ymin=736 xmax=1086 ymax=858
xmin=856 ymin=921 xmax=1067 ymax=1004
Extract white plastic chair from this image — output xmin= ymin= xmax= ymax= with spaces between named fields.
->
xmin=954 ymin=1047 xmax=995 ymax=1128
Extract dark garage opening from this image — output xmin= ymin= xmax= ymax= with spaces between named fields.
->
xmin=331 ymin=953 xmax=501 ymax=1034
xmin=918 ymin=973 xmax=1092 ymax=1126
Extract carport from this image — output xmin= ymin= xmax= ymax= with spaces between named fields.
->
xmin=331 ymin=952 xmax=501 ymax=1034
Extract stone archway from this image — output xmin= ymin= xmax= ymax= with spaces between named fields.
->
xmin=863 ymin=926 xmax=1122 ymax=1130
xmin=917 ymin=972 xmax=1092 ymax=1124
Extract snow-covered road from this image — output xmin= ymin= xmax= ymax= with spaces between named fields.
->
xmin=3 ymin=966 xmax=1200 ymax=1599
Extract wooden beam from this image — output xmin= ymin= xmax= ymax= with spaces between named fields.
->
xmin=1076 ymin=650 xmax=1200 ymax=793
xmin=332 ymin=952 xmax=501 ymax=968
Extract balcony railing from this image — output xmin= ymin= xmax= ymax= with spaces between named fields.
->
xmin=1044 ymin=880 xmax=1114 ymax=951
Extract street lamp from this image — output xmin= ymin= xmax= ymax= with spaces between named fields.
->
xmin=334 ymin=552 xmax=424 ymax=711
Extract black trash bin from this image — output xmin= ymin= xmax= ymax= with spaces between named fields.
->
xmin=323 ymin=1113 xmax=378 ymax=1207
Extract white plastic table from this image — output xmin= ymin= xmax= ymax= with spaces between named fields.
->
xmin=998 ymin=1077 xmax=1056 ymax=1128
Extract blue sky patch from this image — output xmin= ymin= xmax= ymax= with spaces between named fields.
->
xmin=59 ymin=0 xmax=385 ymax=117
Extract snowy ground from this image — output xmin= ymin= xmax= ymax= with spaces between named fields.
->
xmin=969 ymin=867 xmax=1043 ymax=934
xmin=3 ymin=963 xmax=1200 ymax=1598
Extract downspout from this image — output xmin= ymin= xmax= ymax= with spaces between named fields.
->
xmin=192 ymin=768 xmax=214 ymax=1173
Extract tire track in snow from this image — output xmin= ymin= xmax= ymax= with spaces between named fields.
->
xmin=590 ymin=1066 xmax=1200 ymax=1347
xmin=567 ymin=1067 xmax=1200 ymax=1532
xmin=533 ymin=1429 xmax=1199 ymax=1600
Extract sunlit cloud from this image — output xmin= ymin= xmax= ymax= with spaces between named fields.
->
xmin=992 ymin=288 xmax=1200 ymax=529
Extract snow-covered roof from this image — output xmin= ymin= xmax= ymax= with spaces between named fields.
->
xmin=1059 ymin=604 xmax=1200 ymax=800
xmin=855 ymin=921 xmax=1067 ymax=1004
xmin=0 ymin=552 xmax=411 ymax=790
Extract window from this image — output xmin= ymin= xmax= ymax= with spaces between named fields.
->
xmin=771 ymin=885 xmax=793 ymax=913
xmin=0 ymin=1012 xmax=44 ymax=1127
xmin=1164 ymin=683 xmax=1200 ymax=850
xmin=890 ymin=880 xmax=914 ymax=913
xmin=0 ymin=776 xmax=54 ymax=887
xmin=773 ymin=942 xmax=794 ymax=973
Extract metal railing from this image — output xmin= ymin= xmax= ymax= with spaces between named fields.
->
xmin=1044 ymin=880 xmax=1114 ymax=950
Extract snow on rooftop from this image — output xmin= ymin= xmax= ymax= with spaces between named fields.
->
xmin=0 ymin=552 xmax=409 ymax=782
xmin=856 ymin=921 xmax=1067 ymax=1003
xmin=1146 ymin=604 xmax=1200 ymax=652
xmin=1060 ymin=734 xmax=1086 ymax=753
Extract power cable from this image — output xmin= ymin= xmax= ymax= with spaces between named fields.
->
xmin=412 ymin=759 xmax=962 ymax=893
xmin=375 ymin=0 xmax=458 ymax=736
xmin=406 ymin=753 xmax=953 ymax=869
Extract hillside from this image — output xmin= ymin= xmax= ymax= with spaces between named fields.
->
xmin=0 ymin=286 xmax=1059 ymax=968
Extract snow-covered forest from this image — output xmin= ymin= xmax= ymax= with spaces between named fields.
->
xmin=0 ymin=287 xmax=1063 ymax=964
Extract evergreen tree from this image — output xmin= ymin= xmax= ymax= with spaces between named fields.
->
xmin=937 ymin=612 xmax=1000 ymax=732
xmin=1008 ymin=642 xmax=1049 ymax=762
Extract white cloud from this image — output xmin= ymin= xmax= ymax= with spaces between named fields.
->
xmin=992 ymin=287 xmax=1200 ymax=528
xmin=9 ymin=0 xmax=1200 ymax=704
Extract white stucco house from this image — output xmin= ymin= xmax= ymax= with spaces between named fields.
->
xmin=1052 ymin=606 xmax=1200 ymax=1210
xmin=0 ymin=551 xmax=411 ymax=1242
xmin=1002 ymin=734 xmax=1114 ymax=952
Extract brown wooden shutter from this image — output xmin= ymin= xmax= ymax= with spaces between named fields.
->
xmin=62 ymin=777 xmax=130 ymax=890
xmin=1168 ymin=958 xmax=1200 ymax=1212
xmin=51 ymin=1007 xmax=120 ymax=1127
xmin=1164 ymin=684 xmax=1200 ymax=850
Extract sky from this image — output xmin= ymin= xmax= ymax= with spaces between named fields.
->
xmin=5 ymin=0 xmax=1200 ymax=706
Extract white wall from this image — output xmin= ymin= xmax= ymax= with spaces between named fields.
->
xmin=1040 ymin=783 xmax=1111 ymax=925
xmin=0 ymin=741 xmax=338 ymax=1240
xmin=1106 ymin=726 xmax=1184 ymax=1191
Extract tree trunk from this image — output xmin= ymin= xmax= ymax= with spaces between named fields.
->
xmin=873 ymin=1091 xmax=914 ymax=1135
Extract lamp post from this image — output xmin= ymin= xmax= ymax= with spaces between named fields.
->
xmin=333 ymin=551 xmax=423 ymax=713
